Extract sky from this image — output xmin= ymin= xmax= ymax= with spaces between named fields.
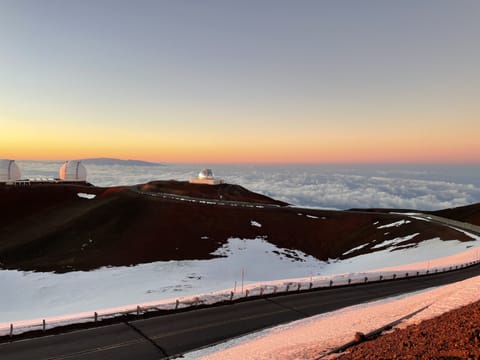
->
xmin=1 ymin=0 xmax=479 ymax=164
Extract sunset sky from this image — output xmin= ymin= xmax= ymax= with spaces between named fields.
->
xmin=1 ymin=1 xmax=479 ymax=163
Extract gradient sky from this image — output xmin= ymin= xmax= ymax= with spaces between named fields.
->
xmin=1 ymin=0 xmax=479 ymax=163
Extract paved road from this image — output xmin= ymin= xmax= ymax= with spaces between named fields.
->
xmin=413 ymin=213 xmax=480 ymax=236
xmin=2 ymin=263 xmax=480 ymax=360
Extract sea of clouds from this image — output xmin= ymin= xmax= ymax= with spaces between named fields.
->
xmin=17 ymin=161 xmax=480 ymax=211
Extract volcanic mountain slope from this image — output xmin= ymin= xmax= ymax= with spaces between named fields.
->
xmin=0 ymin=181 xmax=475 ymax=272
xmin=430 ymin=202 xmax=480 ymax=226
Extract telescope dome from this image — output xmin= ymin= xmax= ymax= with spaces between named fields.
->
xmin=59 ymin=160 xmax=87 ymax=181
xmin=198 ymin=168 xmax=214 ymax=180
xmin=0 ymin=159 xmax=21 ymax=182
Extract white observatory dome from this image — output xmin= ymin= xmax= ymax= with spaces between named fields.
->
xmin=59 ymin=160 xmax=87 ymax=181
xmin=0 ymin=159 xmax=22 ymax=182
xmin=198 ymin=168 xmax=214 ymax=180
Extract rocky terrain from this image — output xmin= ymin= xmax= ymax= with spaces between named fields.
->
xmin=0 ymin=181 xmax=477 ymax=272
xmin=335 ymin=298 xmax=480 ymax=360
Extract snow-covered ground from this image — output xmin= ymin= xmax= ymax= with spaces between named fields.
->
xmin=0 ymin=238 xmax=322 ymax=324
xmin=1 ymin=223 xmax=480 ymax=337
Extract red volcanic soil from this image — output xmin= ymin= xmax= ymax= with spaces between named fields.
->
xmin=0 ymin=182 xmax=475 ymax=272
xmin=336 ymin=299 xmax=480 ymax=359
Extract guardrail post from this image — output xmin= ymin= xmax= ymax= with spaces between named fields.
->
xmin=94 ymin=312 xmax=98 ymax=323
xmin=309 ymin=282 xmax=313 ymax=290
xmin=42 ymin=319 xmax=46 ymax=333
xmin=9 ymin=324 xmax=13 ymax=338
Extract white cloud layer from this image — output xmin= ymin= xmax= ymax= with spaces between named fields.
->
xmin=17 ymin=162 xmax=480 ymax=211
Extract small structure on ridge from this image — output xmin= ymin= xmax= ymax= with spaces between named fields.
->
xmin=59 ymin=160 xmax=87 ymax=182
xmin=189 ymin=168 xmax=224 ymax=185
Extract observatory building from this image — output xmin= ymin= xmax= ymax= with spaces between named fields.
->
xmin=0 ymin=159 xmax=22 ymax=184
xmin=189 ymin=168 xmax=224 ymax=185
xmin=59 ymin=160 xmax=87 ymax=182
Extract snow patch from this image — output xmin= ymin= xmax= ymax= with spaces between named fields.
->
xmin=342 ymin=242 xmax=370 ymax=255
xmin=77 ymin=193 xmax=96 ymax=200
xmin=377 ymin=219 xmax=411 ymax=229
xmin=372 ymin=233 xmax=420 ymax=249
xmin=250 ymin=221 xmax=262 ymax=228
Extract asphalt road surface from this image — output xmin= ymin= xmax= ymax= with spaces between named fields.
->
xmin=1 ymin=263 xmax=480 ymax=360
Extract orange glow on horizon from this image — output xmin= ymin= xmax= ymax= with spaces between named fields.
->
xmin=1 ymin=114 xmax=479 ymax=164
xmin=4 ymin=143 xmax=478 ymax=165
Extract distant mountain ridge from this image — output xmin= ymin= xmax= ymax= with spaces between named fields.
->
xmin=80 ymin=158 xmax=160 ymax=166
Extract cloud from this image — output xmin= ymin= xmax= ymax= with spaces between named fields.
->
xmin=16 ymin=162 xmax=480 ymax=211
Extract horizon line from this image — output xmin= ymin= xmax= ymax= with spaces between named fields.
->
xmin=7 ymin=158 xmax=480 ymax=166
